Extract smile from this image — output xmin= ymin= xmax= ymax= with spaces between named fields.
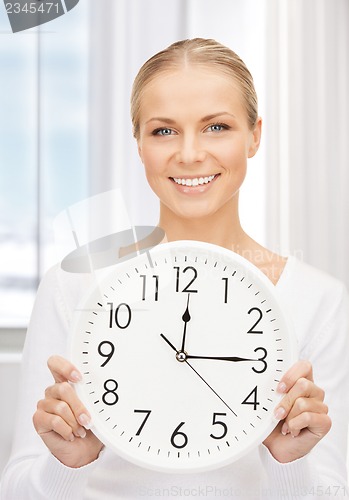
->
xmin=170 ymin=174 xmax=218 ymax=187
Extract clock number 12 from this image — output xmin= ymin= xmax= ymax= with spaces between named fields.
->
xmin=173 ymin=266 xmax=198 ymax=293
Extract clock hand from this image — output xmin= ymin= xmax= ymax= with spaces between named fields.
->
xmin=160 ymin=334 xmax=237 ymax=416
xmin=160 ymin=333 xmax=178 ymax=353
xmin=180 ymin=293 xmax=191 ymax=353
xmin=186 ymin=354 xmax=258 ymax=362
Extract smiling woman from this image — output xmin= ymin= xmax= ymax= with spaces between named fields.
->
xmin=134 ymin=40 xmax=263 ymax=267
xmin=1 ymin=37 xmax=348 ymax=500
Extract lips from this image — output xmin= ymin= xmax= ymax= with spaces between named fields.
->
xmin=170 ymin=174 xmax=219 ymax=187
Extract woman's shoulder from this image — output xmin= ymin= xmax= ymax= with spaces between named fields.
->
xmin=279 ymin=255 xmax=348 ymax=302
xmin=276 ymin=256 xmax=348 ymax=348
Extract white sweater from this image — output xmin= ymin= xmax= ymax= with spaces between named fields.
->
xmin=1 ymin=256 xmax=349 ymax=500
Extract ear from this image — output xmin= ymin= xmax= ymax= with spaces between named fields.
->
xmin=248 ymin=117 xmax=262 ymax=158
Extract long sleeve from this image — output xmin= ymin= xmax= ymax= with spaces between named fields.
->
xmin=259 ymin=262 xmax=349 ymax=499
xmin=0 ymin=267 xmax=100 ymax=500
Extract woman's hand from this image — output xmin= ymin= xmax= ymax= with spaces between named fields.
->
xmin=263 ymin=360 xmax=332 ymax=463
xmin=33 ymin=355 xmax=104 ymax=468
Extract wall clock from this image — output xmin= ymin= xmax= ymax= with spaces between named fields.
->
xmin=70 ymin=240 xmax=297 ymax=473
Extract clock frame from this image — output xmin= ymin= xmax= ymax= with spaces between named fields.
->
xmin=70 ymin=240 xmax=297 ymax=473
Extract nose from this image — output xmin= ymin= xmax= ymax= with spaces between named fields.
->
xmin=175 ymin=133 xmax=207 ymax=165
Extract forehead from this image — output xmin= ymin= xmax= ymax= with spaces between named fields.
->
xmin=139 ymin=67 xmax=246 ymax=120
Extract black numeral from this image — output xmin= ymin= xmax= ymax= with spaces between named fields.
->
xmin=108 ymin=302 xmax=132 ymax=329
xmin=102 ymin=379 xmax=119 ymax=405
xmin=221 ymin=277 xmax=228 ymax=303
xmin=170 ymin=422 xmax=188 ymax=449
xmin=252 ymin=347 xmax=268 ymax=373
xmin=210 ymin=412 xmax=228 ymax=439
xmin=173 ymin=266 xmax=198 ymax=293
xmin=98 ymin=341 xmax=115 ymax=367
xmin=140 ymin=275 xmax=159 ymax=301
xmin=247 ymin=307 xmax=263 ymax=334
xmin=241 ymin=386 xmax=259 ymax=410
xmin=134 ymin=409 xmax=152 ymax=436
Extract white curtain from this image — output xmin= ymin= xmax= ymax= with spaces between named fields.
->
xmin=265 ymin=0 xmax=349 ymax=286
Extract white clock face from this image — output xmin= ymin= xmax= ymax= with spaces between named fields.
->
xmin=70 ymin=241 xmax=297 ymax=473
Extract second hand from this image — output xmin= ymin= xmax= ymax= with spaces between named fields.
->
xmin=160 ymin=333 xmax=237 ymax=417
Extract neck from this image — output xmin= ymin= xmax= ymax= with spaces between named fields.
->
xmin=158 ymin=197 xmax=248 ymax=253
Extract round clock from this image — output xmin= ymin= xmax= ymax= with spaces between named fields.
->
xmin=69 ymin=240 xmax=297 ymax=473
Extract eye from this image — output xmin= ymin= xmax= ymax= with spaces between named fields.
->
xmin=206 ymin=123 xmax=230 ymax=133
xmin=152 ymin=127 xmax=175 ymax=136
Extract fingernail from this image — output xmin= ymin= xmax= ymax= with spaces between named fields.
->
xmin=277 ymin=382 xmax=287 ymax=393
xmin=77 ymin=427 xmax=87 ymax=438
xmin=70 ymin=370 xmax=82 ymax=382
xmin=281 ymin=422 xmax=289 ymax=435
xmin=78 ymin=413 xmax=92 ymax=429
xmin=274 ymin=407 xmax=286 ymax=420
xmin=68 ymin=433 xmax=75 ymax=442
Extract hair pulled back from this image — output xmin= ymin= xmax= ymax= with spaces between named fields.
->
xmin=131 ymin=38 xmax=258 ymax=139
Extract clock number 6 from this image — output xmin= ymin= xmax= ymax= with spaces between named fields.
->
xmin=210 ymin=412 xmax=228 ymax=439
xmin=170 ymin=422 xmax=188 ymax=449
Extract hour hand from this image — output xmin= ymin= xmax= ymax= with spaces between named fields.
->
xmin=180 ymin=293 xmax=191 ymax=352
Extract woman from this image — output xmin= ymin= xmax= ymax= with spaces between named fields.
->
xmin=1 ymin=38 xmax=348 ymax=499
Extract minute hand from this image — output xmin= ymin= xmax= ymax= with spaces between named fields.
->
xmin=185 ymin=354 xmax=258 ymax=362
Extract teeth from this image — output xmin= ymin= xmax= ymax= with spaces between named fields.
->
xmin=172 ymin=175 xmax=216 ymax=187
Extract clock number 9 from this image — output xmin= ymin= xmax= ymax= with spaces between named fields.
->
xmin=173 ymin=266 xmax=198 ymax=293
xmin=170 ymin=422 xmax=188 ymax=449
xmin=107 ymin=302 xmax=132 ymax=329
xmin=98 ymin=341 xmax=115 ymax=367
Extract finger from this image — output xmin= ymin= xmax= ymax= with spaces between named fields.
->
xmin=281 ymin=398 xmax=329 ymax=435
xmin=285 ymin=411 xmax=332 ymax=438
xmin=37 ymin=397 xmax=87 ymax=438
xmin=33 ymin=408 xmax=76 ymax=442
xmin=47 ymin=355 xmax=82 ymax=384
xmin=274 ymin=377 xmax=325 ymax=420
xmin=45 ymin=381 xmax=92 ymax=429
xmin=277 ymin=360 xmax=313 ymax=394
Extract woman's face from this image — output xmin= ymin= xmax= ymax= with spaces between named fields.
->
xmin=137 ymin=66 xmax=261 ymax=221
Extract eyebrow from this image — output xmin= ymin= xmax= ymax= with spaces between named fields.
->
xmin=145 ymin=112 xmax=237 ymax=125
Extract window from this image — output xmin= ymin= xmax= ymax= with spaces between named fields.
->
xmin=0 ymin=2 xmax=89 ymax=326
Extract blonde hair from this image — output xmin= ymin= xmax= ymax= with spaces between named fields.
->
xmin=131 ymin=38 xmax=258 ymax=139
